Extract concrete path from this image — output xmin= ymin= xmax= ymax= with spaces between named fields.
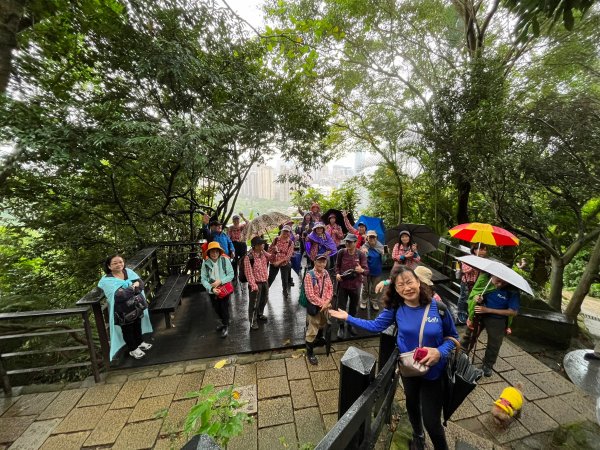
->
xmin=1 ymin=334 xmax=597 ymax=450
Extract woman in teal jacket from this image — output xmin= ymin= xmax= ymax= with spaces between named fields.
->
xmin=98 ymin=255 xmax=153 ymax=360
xmin=201 ymin=242 xmax=234 ymax=338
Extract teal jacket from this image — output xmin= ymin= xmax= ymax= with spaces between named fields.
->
xmin=201 ymin=256 xmax=234 ymax=293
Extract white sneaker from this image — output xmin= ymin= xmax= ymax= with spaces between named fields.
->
xmin=138 ymin=342 xmax=153 ymax=351
xmin=129 ymin=348 xmax=145 ymax=359
xmin=371 ymin=302 xmax=380 ymax=311
xmin=359 ymin=301 xmax=368 ymax=310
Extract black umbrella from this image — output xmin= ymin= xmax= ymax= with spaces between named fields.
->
xmin=321 ymin=209 xmax=355 ymax=235
xmin=443 ymin=342 xmax=484 ymax=425
xmin=385 ymin=224 xmax=440 ymax=255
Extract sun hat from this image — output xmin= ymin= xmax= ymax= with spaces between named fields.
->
xmin=313 ymin=222 xmax=325 ymax=229
xmin=366 ymin=230 xmax=378 ymax=237
xmin=414 ymin=266 xmax=433 ymax=286
xmin=281 ymin=226 xmax=292 ymax=232
xmin=344 ymin=233 xmax=358 ymax=242
xmin=206 ymin=242 xmax=224 ymax=255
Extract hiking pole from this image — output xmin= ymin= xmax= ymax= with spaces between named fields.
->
xmin=470 ymin=277 xmax=493 ymax=363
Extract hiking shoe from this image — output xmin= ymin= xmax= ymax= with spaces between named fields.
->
xmin=250 ymin=321 xmax=259 ymax=330
xmin=220 ymin=326 xmax=229 ymax=338
xmin=371 ymin=301 xmax=380 ymax=311
xmin=482 ymin=365 xmax=493 ymax=377
xmin=359 ymin=300 xmax=368 ymax=310
xmin=584 ymin=352 xmax=600 ymax=361
xmin=258 ymin=314 xmax=268 ymax=321
xmin=216 ymin=324 xmax=226 ymax=332
xmin=129 ymin=348 xmax=145 ymax=359
xmin=138 ymin=342 xmax=153 ymax=351
xmin=307 ymin=354 xmax=318 ymax=365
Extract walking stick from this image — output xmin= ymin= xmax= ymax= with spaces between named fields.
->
xmin=468 ymin=277 xmax=493 ymax=363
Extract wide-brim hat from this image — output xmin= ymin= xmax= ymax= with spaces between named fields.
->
xmin=344 ymin=233 xmax=358 ymax=242
xmin=313 ymin=222 xmax=325 ymax=230
xmin=366 ymin=230 xmax=378 ymax=237
xmin=250 ymin=236 xmax=267 ymax=247
xmin=206 ymin=242 xmax=224 ymax=255
xmin=281 ymin=225 xmax=292 ymax=232
xmin=414 ymin=265 xmax=433 ymax=286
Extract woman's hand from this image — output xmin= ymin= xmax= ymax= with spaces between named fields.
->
xmin=211 ymin=279 xmax=221 ymax=288
xmin=355 ymin=264 xmax=364 ymax=273
xmin=406 ymin=251 xmax=414 ymax=258
xmin=419 ymin=347 xmax=441 ymax=367
xmin=328 ymin=308 xmax=348 ymax=321
xmin=213 ymin=287 xmax=221 ymax=295
xmin=375 ymin=280 xmax=386 ymax=293
xmin=474 ymin=305 xmax=488 ymax=315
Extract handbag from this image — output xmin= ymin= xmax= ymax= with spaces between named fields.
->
xmin=216 ymin=282 xmax=234 ymax=299
xmin=340 ymin=269 xmax=357 ymax=280
xmin=397 ymin=303 xmax=431 ymax=377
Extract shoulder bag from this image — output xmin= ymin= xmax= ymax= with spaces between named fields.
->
xmin=397 ymin=303 xmax=431 ymax=377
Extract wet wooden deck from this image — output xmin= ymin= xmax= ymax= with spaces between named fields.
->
xmin=113 ymin=269 xmax=380 ymax=369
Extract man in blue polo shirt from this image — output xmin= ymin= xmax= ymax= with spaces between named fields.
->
xmin=202 ymin=216 xmax=235 ymax=258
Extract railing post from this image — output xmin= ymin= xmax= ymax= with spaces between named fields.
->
xmin=338 ymin=346 xmax=376 ymax=448
xmin=82 ymin=310 xmax=100 ymax=383
xmin=0 ymin=355 xmax=11 ymax=396
xmin=91 ymin=302 xmax=110 ymax=369
xmin=378 ymin=325 xmax=397 ymax=372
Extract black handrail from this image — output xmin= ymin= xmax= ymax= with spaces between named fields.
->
xmin=0 ymin=307 xmax=99 ymax=395
xmin=315 ymin=347 xmax=400 ymax=450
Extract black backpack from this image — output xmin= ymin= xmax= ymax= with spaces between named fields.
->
xmin=239 ymin=254 xmax=254 ymax=283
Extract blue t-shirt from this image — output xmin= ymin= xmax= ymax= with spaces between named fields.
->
xmin=484 ymin=288 xmax=520 ymax=319
xmin=346 ymin=300 xmax=458 ymax=380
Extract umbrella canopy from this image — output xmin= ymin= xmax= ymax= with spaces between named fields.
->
xmin=356 ymin=215 xmax=386 ymax=243
xmin=456 ymin=255 xmax=533 ymax=295
xmin=443 ymin=350 xmax=483 ymax=425
xmin=320 ymin=209 xmax=354 ymax=234
xmin=449 ymin=222 xmax=519 ymax=246
xmin=385 ymin=224 xmax=440 ymax=255
xmin=241 ymin=212 xmax=291 ymax=241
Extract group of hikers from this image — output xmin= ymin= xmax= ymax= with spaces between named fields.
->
xmin=98 ymin=201 xmax=521 ymax=450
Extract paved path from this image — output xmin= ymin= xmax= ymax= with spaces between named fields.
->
xmin=0 ymin=334 xmax=597 ymax=450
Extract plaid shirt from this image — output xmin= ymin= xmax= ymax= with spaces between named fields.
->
xmin=392 ymin=243 xmax=421 ymax=265
xmin=461 ymin=263 xmax=479 ymax=286
xmin=304 ymin=269 xmax=333 ymax=307
xmin=228 ymin=223 xmax=246 ymax=242
xmin=326 ymin=224 xmax=344 ymax=247
xmin=244 ymin=249 xmax=270 ymax=291
xmin=269 ymin=237 xmax=294 ymax=266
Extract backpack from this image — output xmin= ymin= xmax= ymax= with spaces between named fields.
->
xmin=238 ymin=254 xmax=254 ymax=283
xmin=298 ymin=270 xmax=318 ymax=308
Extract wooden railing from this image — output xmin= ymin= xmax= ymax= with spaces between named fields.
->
xmin=0 ymin=307 xmax=100 ymax=395
xmin=315 ymin=345 xmax=400 ymax=450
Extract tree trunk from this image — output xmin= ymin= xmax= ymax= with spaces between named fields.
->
xmin=397 ymin=184 xmax=403 ymax=225
xmin=456 ymin=176 xmax=471 ymax=224
xmin=531 ymin=249 xmax=550 ymax=286
xmin=565 ymin=233 xmax=600 ymax=320
xmin=547 ymin=255 xmax=565 ymax=311
xmin=0 ymin=0 xmax=26 ymax=94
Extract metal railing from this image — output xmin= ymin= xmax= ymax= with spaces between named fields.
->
xmin=0 ymin=307 xmax=100 ymax=395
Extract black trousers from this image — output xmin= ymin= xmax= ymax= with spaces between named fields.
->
xmin=231 ymin=241 xmax=247 ymax=279
xmin=210 ymin=293 xmax=230 ymax=326
xmin=120 ymin=318 xmax=143 ymax=351
xmin=401 ymin=375 xmax=448 ymax=450
xmin=249 ymin=282 xmax=269 ymax=322
xmin=267 ymin=263 xmax=291 ymax=293
xmin=338 ymin=286 xmax=360 ymax=318
xmin=460 ymin=315 xmax=506 ymax=368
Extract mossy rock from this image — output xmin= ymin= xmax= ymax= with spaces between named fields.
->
xmin=547 ymin=420 xmax=600 ymax=449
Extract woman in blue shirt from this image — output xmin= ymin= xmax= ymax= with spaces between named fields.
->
xmin=330 ymin=266 xmax=458 ymax=450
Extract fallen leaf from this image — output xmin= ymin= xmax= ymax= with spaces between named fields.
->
xmin=214 ymin=359 xmax=228 ymax=369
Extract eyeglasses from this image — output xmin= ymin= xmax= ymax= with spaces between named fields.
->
xmin=394 ymin=279 xmax=418 ymax=288
xmin=368 ymin=236 xmax=376 ymax=239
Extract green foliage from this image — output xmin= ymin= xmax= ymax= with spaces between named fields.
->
xmin=291 ymin=180 xmax=360 ymax=216
xmin=563 ymin=248 xmax=600 ymax=297
xmin=0 ymin=0 xmax=331 ymax=312
xmin=183 ymin=385 xmax=253 ymax=447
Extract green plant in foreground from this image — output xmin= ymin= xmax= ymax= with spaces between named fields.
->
xmin=183 ymin=384 xmax=253 ymax=447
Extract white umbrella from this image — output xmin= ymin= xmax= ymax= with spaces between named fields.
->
xmin=456 ymin=255 xmax=534 ymax=296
